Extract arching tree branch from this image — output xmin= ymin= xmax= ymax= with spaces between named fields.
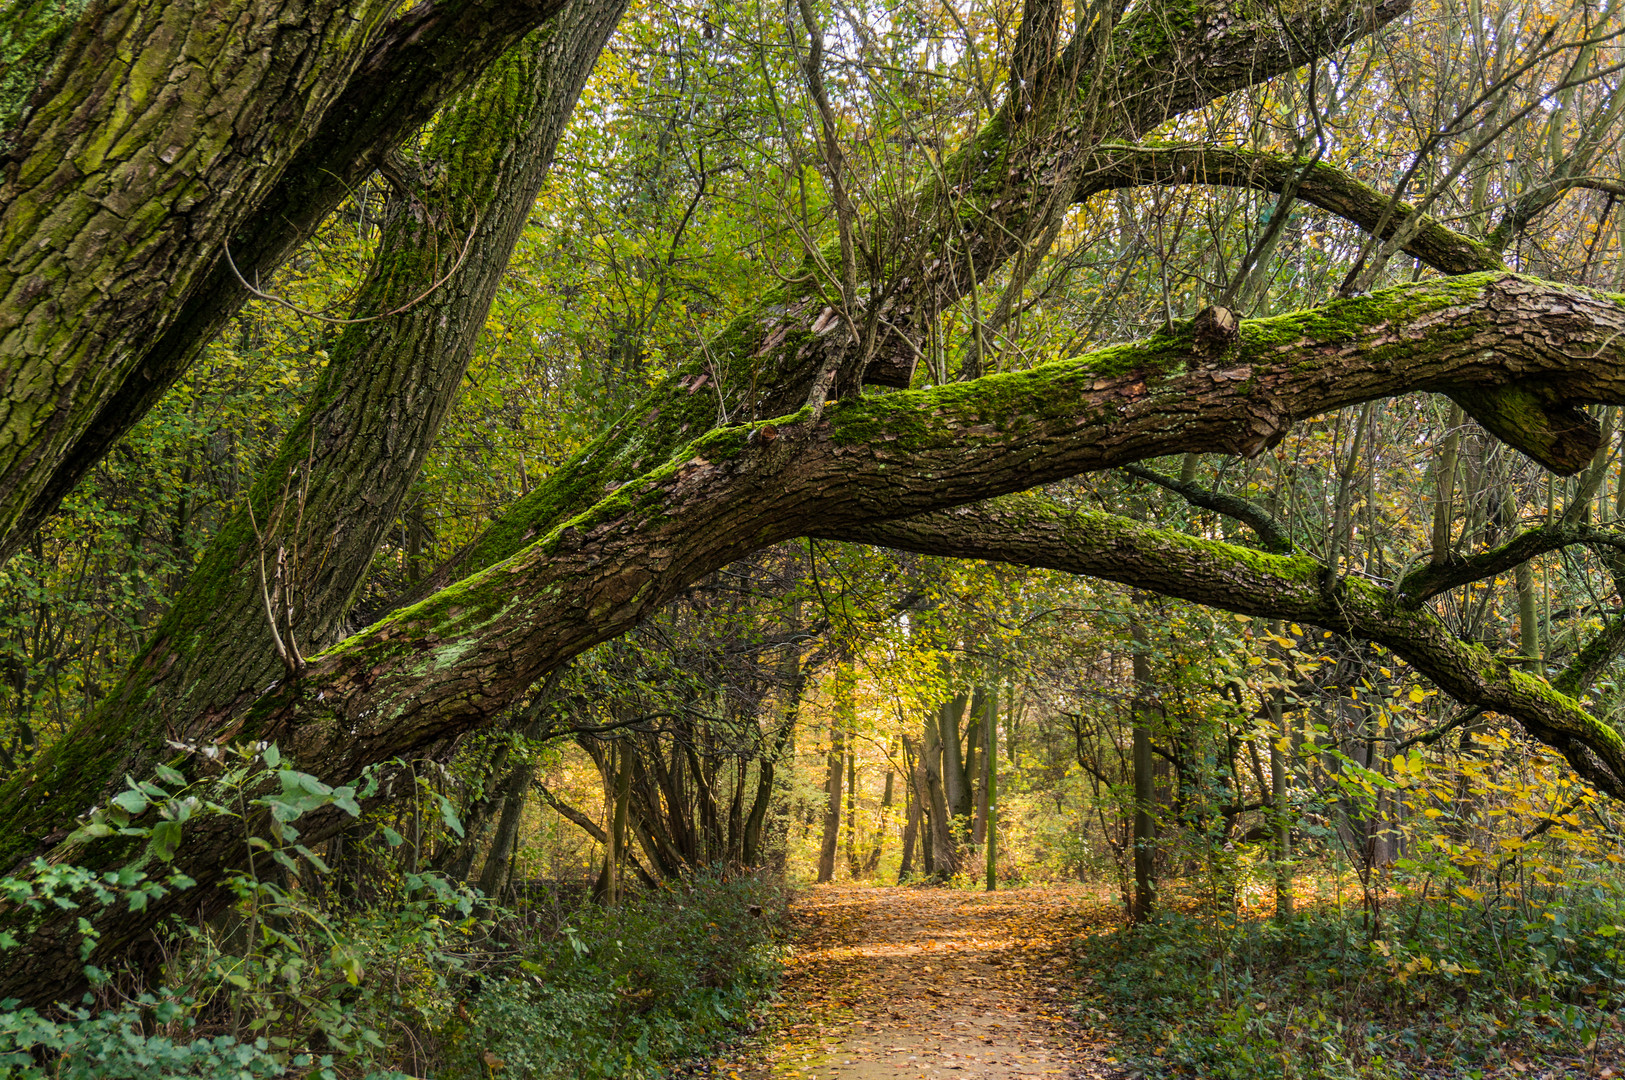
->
xmin=829 ymin=498 xmax=1625 ymax=801
xmin=1120 ymin=462 xmax=1294 ymax=552
xmin=7 ymin=268 xmax=1625 ymax=1004
xmin=1397 ymin=522 xmax=1625 ymax=604
xmin=1079 ymin=145 xmax=1504 ymax=275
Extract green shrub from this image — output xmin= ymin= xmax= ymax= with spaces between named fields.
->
xmin=1080 ymin=893 xmax=1625 ymax=1080
xmin=0 ymin=749 xmax=787 ymax=1079
xmin=0 ymin=997 xmax=286 ymax=1080
xmin=440 ymin=869 xmax=786 ymax=1079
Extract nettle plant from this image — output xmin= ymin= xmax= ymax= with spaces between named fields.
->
xmin=0 ymin=744 xmax=485 ymax=1079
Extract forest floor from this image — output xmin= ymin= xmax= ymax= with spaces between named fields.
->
xmin=709 ymin=883 xmax=1127 ymax=1079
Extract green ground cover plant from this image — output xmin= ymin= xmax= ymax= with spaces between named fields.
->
xmin=0 ymin=749 xmax=787 ymax=1079
xmin=1080 ymin=875 xmax=1625 ymax=1079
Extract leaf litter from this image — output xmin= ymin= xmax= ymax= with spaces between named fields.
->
xmin=703 ymin=883 xmax=1129 ymax=1079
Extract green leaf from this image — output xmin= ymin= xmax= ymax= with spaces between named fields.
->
xmin=67 ymin=822 xmax=114 ymax=844
xmin=439 ymin=796 xmax=465 ymax=839
xmin=332 ymin=947 xmax=364 ymax=987
xmin=149 ymin=819 xmax=182 ymax=863
xmin=263 ymin=744 xmax=281 ymax=769
xmin=111 ymin=790 xmax=148 ymax=815
xmin=295 ymin=845 xmax=331 ymax=874
xmin=154 ymin=763 xmax=186 ymax=787
xmin=331 ymin=786 xmax=360 ymax=817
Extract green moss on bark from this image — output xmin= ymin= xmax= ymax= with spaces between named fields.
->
xmin=0 ymin=0 xmax=91 ymax=148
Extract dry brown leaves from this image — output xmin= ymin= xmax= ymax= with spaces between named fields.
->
xmin=709 ymin=884 xmax=1126 ymax=1080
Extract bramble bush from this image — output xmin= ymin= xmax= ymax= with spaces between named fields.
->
xmin=0 ymin=746 xmax=786 ymax=1079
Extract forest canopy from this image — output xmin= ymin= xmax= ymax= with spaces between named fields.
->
xmin=5 ymin=0 xmax=1625 ymax=1045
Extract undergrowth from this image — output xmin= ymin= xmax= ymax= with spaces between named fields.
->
xmin=439 ymin=871 xmax=786 ymax=1079
xmin=0 ymin=747 xmax=787 ymax=1078
xmin=1079 ymin=889 xmax=1625 ymax=1079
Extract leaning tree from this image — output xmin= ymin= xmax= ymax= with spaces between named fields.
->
xmin=6 ymin=0 xmax=1625 ymax=1005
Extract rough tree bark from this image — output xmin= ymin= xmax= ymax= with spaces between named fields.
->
xmin=6 ymin=0 xmax=1623 ymax=1008
xmin=816 ymin=665 xmax=852 ymax=883
xmin=816 ymin=723 xmax=844 ymax=884
xmin=920 ymin=702 xmax=960 ymax=879
xmin=4 ymin=0 xmax=622 ymax=853
xmin=940 ymin=690 xmax=975 ymax=844
xmin=0 ymin=0 xmax=578 ymax=562
xmin=7 ymin=266 xmax=1625 ymax=1001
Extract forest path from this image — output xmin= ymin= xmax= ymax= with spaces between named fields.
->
xmin=718 ymin=884 xmax=1126 ymax=1079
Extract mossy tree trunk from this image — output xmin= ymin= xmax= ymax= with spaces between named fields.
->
xmin=0 ymin=0 xmax=575 ymax=563
xmin=46 ymin=0 xmax=619 ymax=827
xmin=0 ymin=0 xmax=623 ymax=1003
xmin=10 ymin=0 xmax=1625 ymax=1010
xmin=7 ymin=269 xmax=1625 ymax=1002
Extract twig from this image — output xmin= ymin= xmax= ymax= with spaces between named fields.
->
xmin=222 ymin=210 xmax=481 ymax=325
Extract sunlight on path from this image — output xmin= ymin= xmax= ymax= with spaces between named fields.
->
xmin=716 ymin=884 xmax=1126 ymax=1079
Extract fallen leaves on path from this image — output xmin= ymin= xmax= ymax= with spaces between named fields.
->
xmin=709 ymin=884 xmax=1126 ymax=1080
